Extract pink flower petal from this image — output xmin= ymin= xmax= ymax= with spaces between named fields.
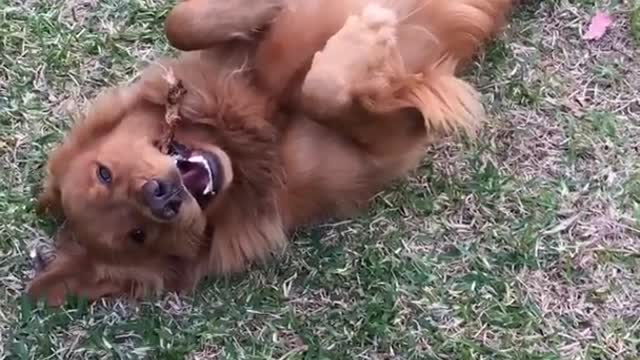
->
xmin=583 ymin=11 xmax=613 ymax=40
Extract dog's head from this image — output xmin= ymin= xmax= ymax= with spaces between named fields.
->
xmin=38 ymin=88 xmax=220 ymax=261
xmin=29 ymin=53 xmax=283 ymax=304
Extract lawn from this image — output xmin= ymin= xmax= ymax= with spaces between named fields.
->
xmin=1 ymin=0 xmax=639 ymax=359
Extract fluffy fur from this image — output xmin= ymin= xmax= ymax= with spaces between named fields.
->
xmin=27 ymin=0 xmax=513 ymax=305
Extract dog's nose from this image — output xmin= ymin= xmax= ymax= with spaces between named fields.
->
xmin=142 ymin=178 xmax=182 ymax=220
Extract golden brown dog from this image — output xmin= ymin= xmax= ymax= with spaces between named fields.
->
xmin=27 ymin=0 xmax=513 ymax=305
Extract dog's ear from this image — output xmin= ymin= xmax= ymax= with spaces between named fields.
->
xmin=26 ymin=254 xmax=81 ymax=307
xmin=26 ymin=262 xmax=122 ymax=307
xmin=26 ymin=243 xmax=123 ymax=307
xmin=36 ymin=182 xmax=62 ymax=219
xmin=36 ymin=134 xmax=77 ymax=219
xmin=36 ymin=151 xmax=65 ymax=219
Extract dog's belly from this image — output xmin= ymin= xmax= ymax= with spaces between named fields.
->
xmin=277 ymin=116 xmax=377 ymax=227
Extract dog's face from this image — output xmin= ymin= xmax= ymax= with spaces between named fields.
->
xmin=54 ymin=112 xmax=220 ymax=262
xmin=29 ymin=52 xmax=284 ymax=305
xmin=36 ymin=83 xmax=235 ymax=272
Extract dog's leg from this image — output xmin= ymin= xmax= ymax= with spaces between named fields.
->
xmin=300 ymin=4 xmax=402 ymax=120
xmin=164 ymin=0 xmax=284 ymax=51
xmin=298 ymin=0 xmax=513 ymax=144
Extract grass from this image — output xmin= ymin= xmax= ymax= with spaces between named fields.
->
xmin=1 ymin=0 xmax=640 ymax=359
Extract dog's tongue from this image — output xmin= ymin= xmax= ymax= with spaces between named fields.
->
xmin=176 ymin=159 xmax=209 ymax=195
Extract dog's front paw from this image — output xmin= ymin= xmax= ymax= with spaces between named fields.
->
xmin=360 ymin=3 xmax=398 ymax=30
xmin=301 ymin=4 xmax=399 ymax=117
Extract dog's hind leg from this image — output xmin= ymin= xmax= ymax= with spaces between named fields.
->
xmin=299 ymin=0 xmax=513 ymax=143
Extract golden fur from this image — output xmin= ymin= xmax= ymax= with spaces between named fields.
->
xmin=27 ymin=0 xmax=513 ymax=305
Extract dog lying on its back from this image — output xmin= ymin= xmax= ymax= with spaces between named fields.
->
xmin=27 ymin=0 xmax=513 ymax=305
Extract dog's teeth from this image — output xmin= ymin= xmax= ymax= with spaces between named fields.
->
xmin=202 ymin=178 xmax=214 ymax=195
xmin=188 ymin=155 xmax=214 ymax=195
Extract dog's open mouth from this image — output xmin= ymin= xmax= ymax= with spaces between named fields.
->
xmin=168 ymin=142 xmax=221 ymax=203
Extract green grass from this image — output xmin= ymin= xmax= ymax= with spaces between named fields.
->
xmin=631 ymin=0 xmax=640 ymax=44
xmin=2 ymin=0 xmax=640 ymax=359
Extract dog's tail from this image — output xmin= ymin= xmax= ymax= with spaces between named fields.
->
xmin=364 ymin=0 xmax=513 ymax=137
xmin=395 ymin=0 xmax=513 ymax=70
xmin=358 ymin=56 xmax=486 ymax=137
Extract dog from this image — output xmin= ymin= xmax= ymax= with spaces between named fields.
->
xmin=26 ymin=0 xmax=513 ymax=305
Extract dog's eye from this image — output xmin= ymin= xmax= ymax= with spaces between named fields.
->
xmin=96 ymin=165 xmax=112 ymax=184
xmin=129 ymin=228 xmax=146 ymax=244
